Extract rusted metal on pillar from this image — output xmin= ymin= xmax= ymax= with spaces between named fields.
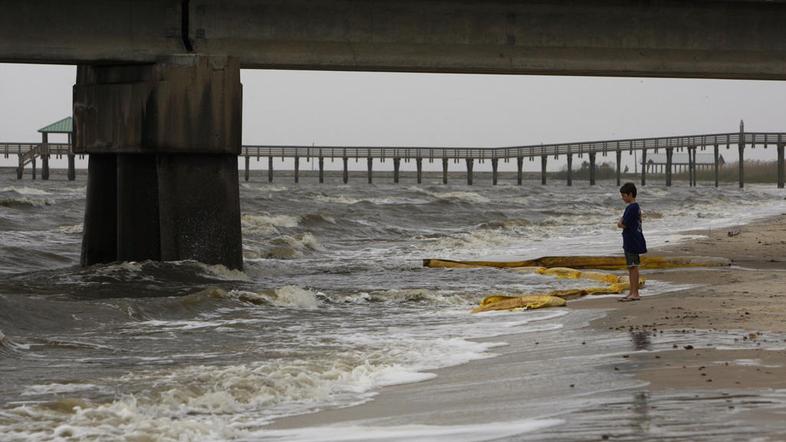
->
xmin=367 ymin=157 xmax=373 ymax=184
xmin=294 ymin=156 xmax=300 ymax=183
xmin=714 ymin=144 xmax=719 ymax=188
xmin=442 ymin=158 xmax=449 ymax=184
xmin=491 ymin=158 xmax=498 ymax=185
xmin=318 ymin=156 xmax=324 ymax=183
xmin=393 ymin=157 xmax=401 ymax=183
xmin=589 ymin=152 xmax=596 ymax=185
xmin=615 ymin=150 xmax=621 ymax=186
xmin=41 ymin=132 xmax=49 ymax=180
xmin=665 ymin=147 xmax=673 ymax=186
xmin=268 ymin=156 xmax=273 ymax=183
xmin=416 ymin=157 xmax=423 ymax=184
xmin=516 ymin=157 xmax=523 ymax=185
xmin=244 ymin=156 xmax=250 ymax=181
xmin=567 ymin=154 xmax=573 ymax=186
xmin=640 ymin=149 xmax=647 ymax=186
xmin=777 ymin=143 xmax=785 ymax=189
xmin=466 ymin=158 xmax=474 ymax=185
xmin=73 ymin=55 xmax=244 ymax=270
xmin=342 ymin=157 xmax=349 ymax=184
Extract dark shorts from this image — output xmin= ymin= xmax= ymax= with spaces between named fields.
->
xmin=625 ymin=251 xmax=641 ymax=267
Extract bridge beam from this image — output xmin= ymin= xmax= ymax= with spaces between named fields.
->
xmin=7 ymin=1 xmax=786 ymax=80
xmin=75 ymin=55 xmax=243 ymax=270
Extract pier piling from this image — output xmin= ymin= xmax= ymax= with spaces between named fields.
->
xmin=343 ymin=157 xmax=349 ymax=184
xmin=516 ymin=157 xmax=523 ymax=185
xmin=319 ymin=157 xmax=324 ymax=183
xmin=491 ymin=158 xmax=498 ymax=185
xmin=589 ymin=152 xmax=596 ymax=185
xmin=778 ymin=143 xmax=785 ymax=189
xmin=540 ymin=155 xmax=547 ymax=185
xmin=244 ymin=156 xmax=250 ymax=181
xmin=367 ymin=157 xmax=373 ymax=184
xmin=294 ymin=156 xmax=300 ymax=183
xmin=640 ymin=149 xmax=647 ymax=186
xmin=665 ymin=148 xmax=673 ymax=186
xmin=393 ymin=157 xmax=401 ymax=183
xmin=268 ymin=156 xmax=273 ymax=183
xmin=442 ymin=158 xmax=449 ymax=184
xmin=615 ymin=150 xmax=621 ymax=186
xmin=67 ymin=153 xmax=76 ymax=181
xmin=416 ymin=158 xmax=423 ymax=184
xmin=466 ymin=158 xmax=474 ymax=185
xmin=714 ymin=144 xmax=719 ymax=187
xmin=567 ymin=153 xmax=573 ymax=186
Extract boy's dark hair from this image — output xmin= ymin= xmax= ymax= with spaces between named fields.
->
xmin=619 ymin=182 xmax=637 ymax=198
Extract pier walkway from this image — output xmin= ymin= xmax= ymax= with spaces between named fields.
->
xmin=5 ymin=127 xmax=785 ymax=189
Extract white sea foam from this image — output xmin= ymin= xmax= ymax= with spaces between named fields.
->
xmin=55 ymin=223 xmax=83 ymax=234
xmin=21 ymin=383 xmax=101 ymax=397
xmin=251 ymin=418 xmax=564 ymax=442
xmin=242 ymin=213 xmax=301 ymax=234
xmin=0 ymin=186 xmax=51 ymax=195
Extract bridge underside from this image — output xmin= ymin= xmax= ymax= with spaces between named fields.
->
xmin=4 ymin=0 xmax=786 ymax=269
xmin=4 ymin=0 xmax=786 ymax=79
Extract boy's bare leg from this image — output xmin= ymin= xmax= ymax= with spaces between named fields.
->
xmin=627 ymin=266 xmax=640 ymax=299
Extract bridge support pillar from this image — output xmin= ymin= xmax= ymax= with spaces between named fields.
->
xmin=466 ymin=158 xmax=474 ymax=185
xmin=738 ymin=144 xmax=745 ymax=189
xmin=393 ymin=157 xmax=401 ymax=183
xmin=67 ymin=154 xmax=76 ymax=181
xmin=16 ymin=155 xmax=23 ymax=179
xmin=615 ymin=150 xmax=621 ymax=186
xmin=41 ymin=155 xmax=50 ymax=180
xmin=665 ymin=148 xmax=673 ymax=187
xmin=416 ymin=158 xmax=423 ymax=184
xmin=540 ymin=155 xmax=547 ymax=185
xmin=778 ymin=143 xmax=785 ymax=189
xmin=294 ymin=156 xmax=300 ymax=183
xmin=367 ymin=157 xmax=373 ymax=184
xmin=567 ymin=154 xmax=573 ymax=186
xmin=491 ymin=158 xmax=498 ymax=185
xmin=74 ymin=55 xmax=243 ymax=269
xmin=342 ymin=157 xmax=349 ymax=184
xmin=442 ymin=158 xmax=449 ymax=184
xmin=640 ymin=149 xmax=647 ymax=186
xmin=714 ymin=144 xmax=719 ymax=188
xmin=319 ymin=157 xmax=324 ymax=183
xmin=689 ymin=147 xmax=697 ymax=186
xmin=244 ymin=156 xmax=250 ymax=181
xmin=31 ymin=157 xmax=36 ymax=180
xmin=589 ymin=152 xmax=596 ymax=185
xmin=516 ymin=157 xmax=523 ymax=185
xmin=268 ymin=156 xmax=274 ymax=183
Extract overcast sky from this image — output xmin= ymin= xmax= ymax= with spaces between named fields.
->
xmin=1 ymin=63 xmax=784 ymax=171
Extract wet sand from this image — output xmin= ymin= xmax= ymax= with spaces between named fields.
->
xmin=266 ymin=213 xmax=786 ymax=440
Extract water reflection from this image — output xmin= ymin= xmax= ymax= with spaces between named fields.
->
xmin=630 ymin=330 xmax=652 ymax=351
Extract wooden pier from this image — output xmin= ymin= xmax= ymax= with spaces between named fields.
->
xmin=6 ymin=126 xmax=786 ymax=189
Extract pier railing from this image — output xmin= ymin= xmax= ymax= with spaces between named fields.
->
xmin=5 ymin=131 xmax=786 ymax=188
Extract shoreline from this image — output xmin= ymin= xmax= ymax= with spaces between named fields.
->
xmin=264 ymin=212 xmax=786 ymax=439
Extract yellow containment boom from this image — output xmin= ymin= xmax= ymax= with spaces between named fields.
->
xmin=472 ymin=295 xmax=566 ymax=313
xmin=423 ymin=255 xmax=730 ymax=270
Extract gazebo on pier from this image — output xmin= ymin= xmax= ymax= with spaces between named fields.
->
xmin=642 ymin=152 xmax=725 ymax=174
xmin=15 ymin=116 xmax=75 ymax=180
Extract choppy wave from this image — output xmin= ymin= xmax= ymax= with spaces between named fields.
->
xmin=0 ymin=186 xmax=52 ymax=195
xmin=0 ymin=196 xmax=52 ymax=208
xmin=242 ymin=214 xmax=301 ymax=234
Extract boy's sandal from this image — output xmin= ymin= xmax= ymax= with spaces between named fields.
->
xmin=618 ymin=296 xmax=641 ymax=302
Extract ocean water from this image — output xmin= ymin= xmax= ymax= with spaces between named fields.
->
xmin=1 ymin=170 xmax=786 ymax=441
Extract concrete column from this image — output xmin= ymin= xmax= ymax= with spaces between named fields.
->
xmin=640 ymin=149 xmax=647 ymax=186
xmin=342 ymin=157 xmax=349 ymax=184
xmin=41 ymin=133 xmax=50 ymax=180
xmin=416 ymin=158 xmax=423 ymax=184
xmin=491 ymin=158 xmax=498 ymax=185
xmin=318 ymin=157 xmax=324 ymax=183
xmin=567 ymin=153 xmax=573 ymax=186
xmin=615 ymin=150 xmax=621 ymax=186
xmin=714 ymin=144 xmax=719 ymax=188
xmin=244 ymin=156 xmax=250 ymax=181
xmin=67 ymin=154 xmax=76 ymax=181
xmin=268 ymin=156 xmax=273 ymax=183
xmin=442 ymin=158 xmax=449 ymax=184
xmin=589 ymin=152 xmax=596 ymax=185
xmin=516 ymin=157 xmax=523 ymax=185
xmin=367 ymin=157 xmax=373 ymax=184
xmin=294 ymin=156 xmax=300 ymax=183
xmin=466 ymin=158 xmax=474 ymax=185
xmin=777 ymin=143 xmax=785 ymax=189
xmin=73 ymin=55 xmax=243 ymax=269
xmin=665 ymin=148 xmax=673 ymax=187
xmin=393 ymin=157 xmax=401 ymax=183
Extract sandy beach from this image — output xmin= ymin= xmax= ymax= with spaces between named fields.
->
xmin=266 ymin=212 xmax=786 ymax=440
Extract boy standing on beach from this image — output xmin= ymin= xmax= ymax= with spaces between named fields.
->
xmin=617 ymin=182 xmax=647 ymax=302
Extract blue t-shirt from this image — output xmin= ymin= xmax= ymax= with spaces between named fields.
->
xmin=621 ymin=202 xmax=647 ymax=254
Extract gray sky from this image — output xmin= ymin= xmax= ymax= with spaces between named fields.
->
xmin=1 ymin=63 xmax=784 ymax=171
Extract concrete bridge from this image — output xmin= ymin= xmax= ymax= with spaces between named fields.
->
xmin=2 ymin=0 xmax=786 ymax=270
